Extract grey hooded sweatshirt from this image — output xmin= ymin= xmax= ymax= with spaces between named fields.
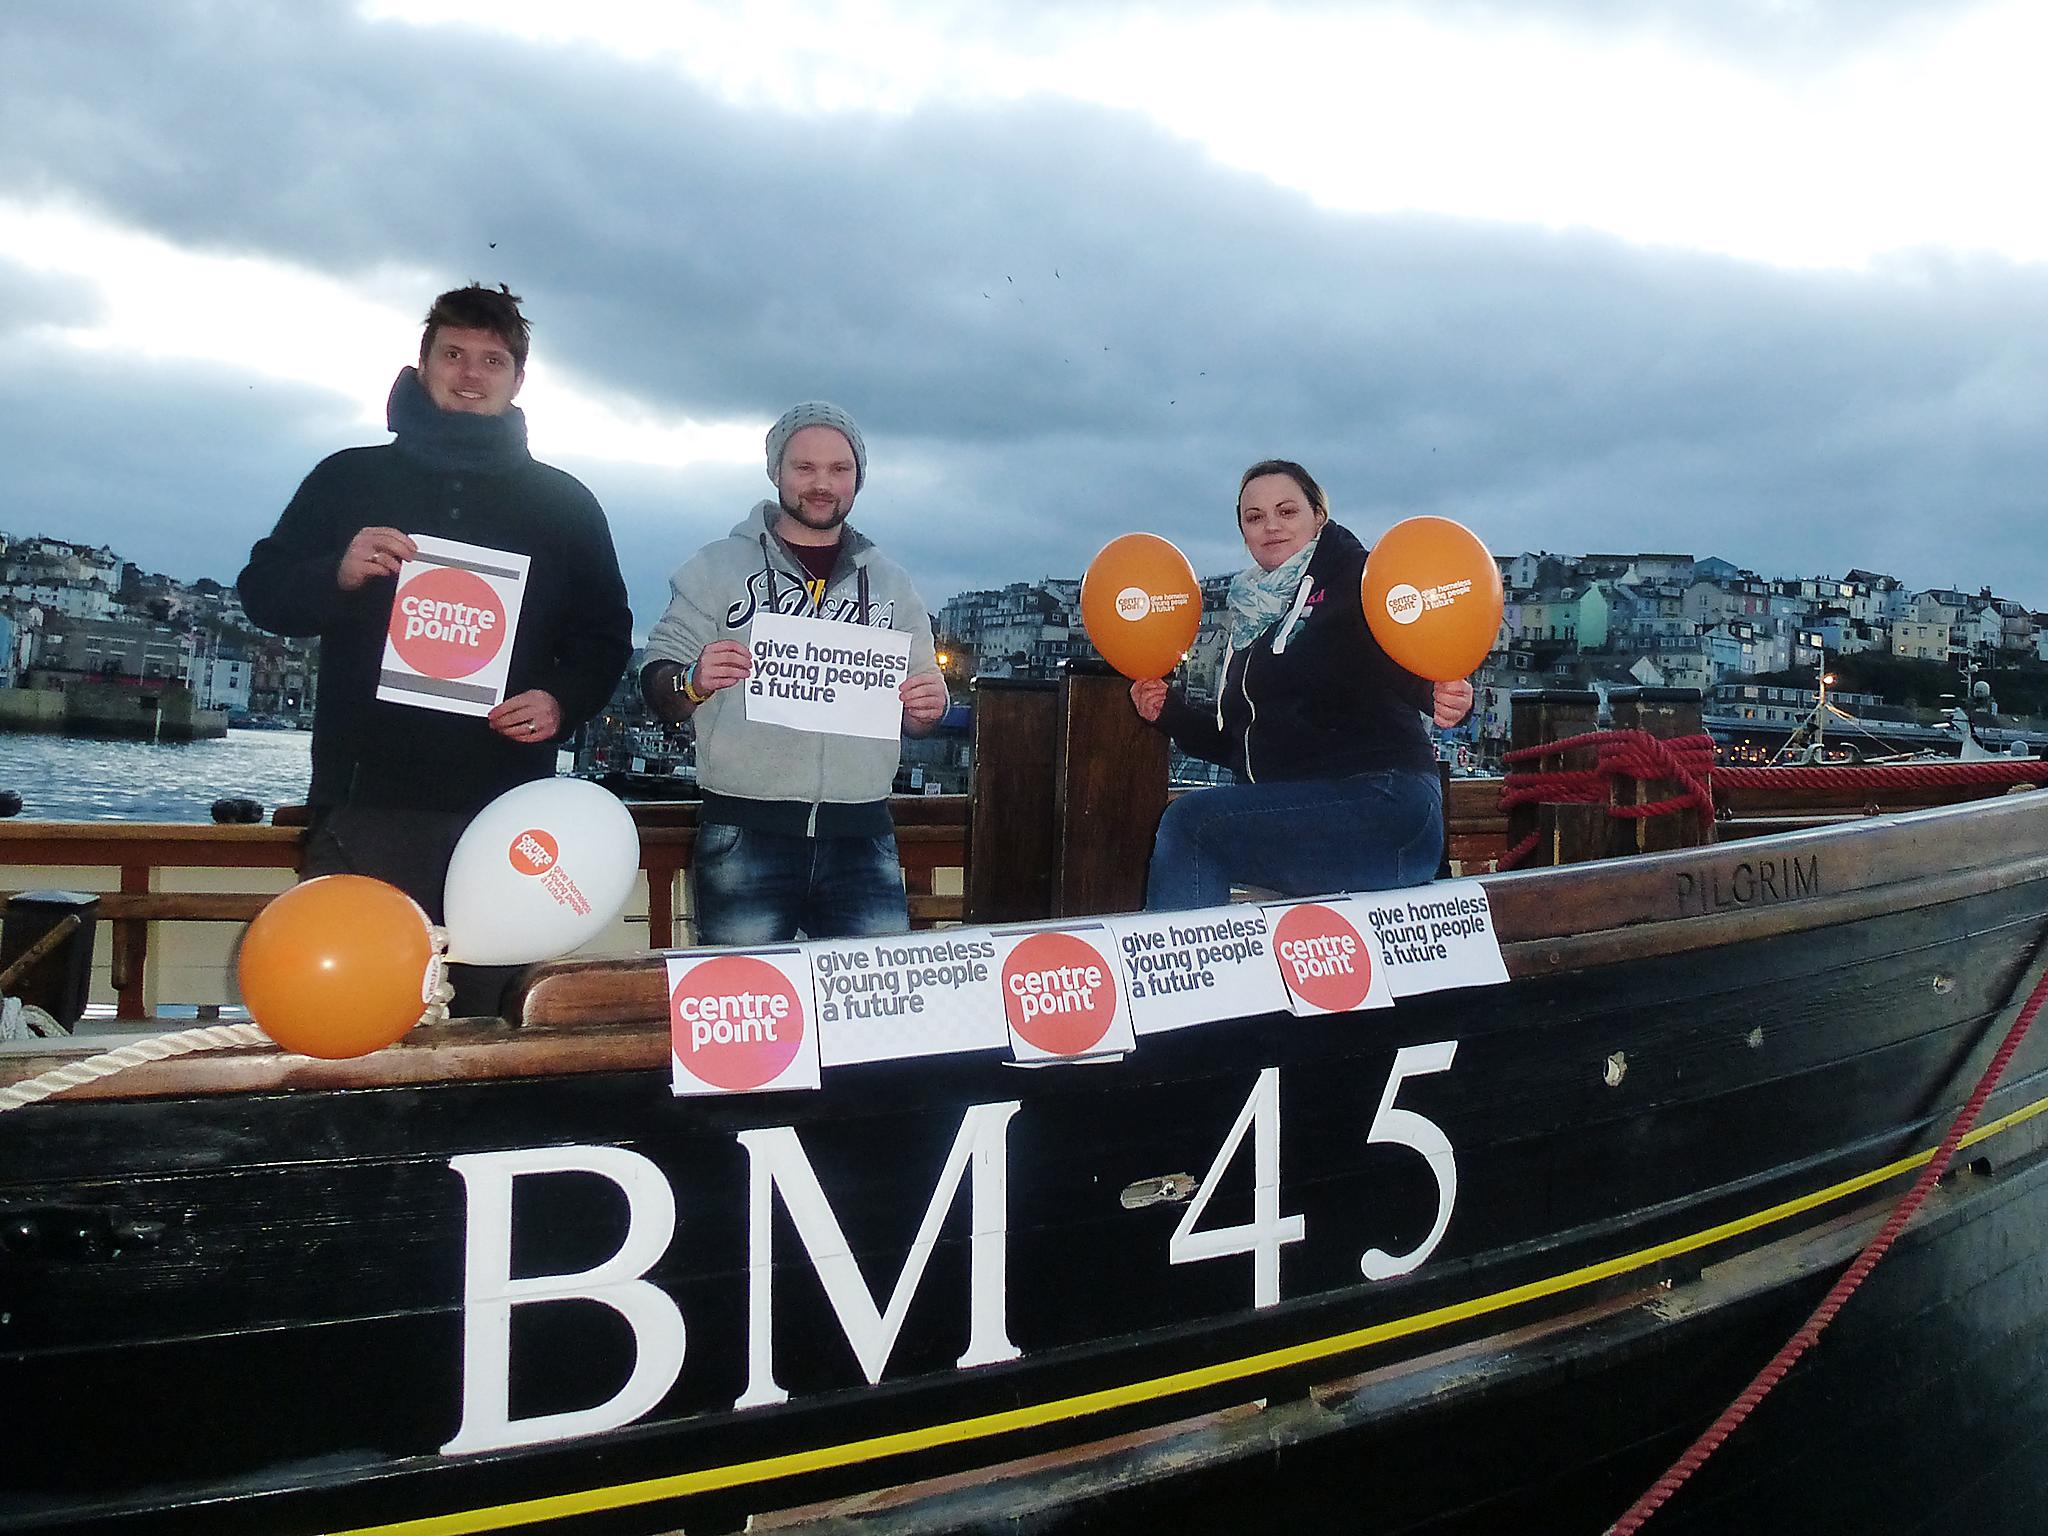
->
xmin=644 ymin=501 xmax=939 ymax=836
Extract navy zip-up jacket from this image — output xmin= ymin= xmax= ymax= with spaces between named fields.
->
xmin=1153 ymin=522 xmax=1436 ymax=783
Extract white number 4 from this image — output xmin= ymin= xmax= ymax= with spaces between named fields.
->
xmin=1359 ymin=1041 xmax=1460 ymax=1281
xmin=1168 ymin=1067 xmax=1304 ymax=1308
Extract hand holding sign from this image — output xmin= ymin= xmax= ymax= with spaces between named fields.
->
xmin=693 ymin=639 xmax=753 ymax=696
xmin=338 ymin=527 xmax=417 ymax=591
xmin=1361 ymin=517 xmax=1504 ymax=682
xmin=900 ymin=670 xmax=948 ymax=730
xmin=1081 ymin=534 xmax=1201 ymax=680
xmin=487 ymin=688 xmax=562 ymax=743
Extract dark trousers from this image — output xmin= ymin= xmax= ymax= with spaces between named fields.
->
xmin=301 ymin=804 xmax=517 ymax=1019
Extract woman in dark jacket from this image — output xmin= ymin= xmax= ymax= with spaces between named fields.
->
xmin=1132 ymin=459 xmax=1473 ymax=911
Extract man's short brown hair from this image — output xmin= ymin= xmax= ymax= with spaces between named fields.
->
xmin=420 ymin=283 xmax=530 ymax=371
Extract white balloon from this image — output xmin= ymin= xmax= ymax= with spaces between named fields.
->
xmin=442 ymin=778 xmax=641 ymax=965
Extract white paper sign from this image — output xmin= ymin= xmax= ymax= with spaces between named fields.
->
xmin=991 ymin=923 xmax=1137 ymax=1063
xmin=668 ymin=946 xmax=822 ymax=1096
xmin=744 ymin=610 xmax=911 ymax=741
xmin=1358 ymin=880 xmax=1512 ymax=997
xmin=376 ymin=534 xmax=531 ymax=716
xmin=1103 ymin=907 xmax=1289 ymax=1035
xmin=1260 ymin=896 xmax=1397 ymax=1017
xmin=812 ymin=930 xmax=1008 ymax=1067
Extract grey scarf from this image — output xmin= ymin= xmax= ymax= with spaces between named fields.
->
xmin=1225 ymin=533 xmax=1320 ymax=651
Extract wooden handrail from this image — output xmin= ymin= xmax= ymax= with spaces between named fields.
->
xmin=0 ymin=799 xmax=976 ymax=1019
xmin=7 ymin=776 xmax=2019 ymax=1021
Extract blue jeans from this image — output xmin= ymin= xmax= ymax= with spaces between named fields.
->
xmin=690 ymin=823 xmax=909 ymax=945
xmin=1145 ymin=770 xmax=1443 ymax=912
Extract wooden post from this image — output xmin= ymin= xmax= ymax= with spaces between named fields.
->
xmin=1607 ymin=687 xmax=1713 ymax=857
xmin=1507 ymin=689 xmax=1601 ymax=867
xmin=1053 ymin=662 xmax=1169 ymax=917
xmin=964 ymin=678 xmax=1060 ymax=923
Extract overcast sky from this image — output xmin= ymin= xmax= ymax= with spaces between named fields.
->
xmin=3 ymin=0 xmax=2044 ymax=634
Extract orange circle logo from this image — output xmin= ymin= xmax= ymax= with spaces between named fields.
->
xmin=507 ymin=828 xmax=559 ymax=877
xmin=390 ymin=566 xmax=507 ymax=680
xmin=1272 ymin=904 xmax=1372 ymax=1012
xmin=672 ymin=955 xmax=806 ymax=1090
xmin=1001 ymin=930 xmax=1117 ymax=1054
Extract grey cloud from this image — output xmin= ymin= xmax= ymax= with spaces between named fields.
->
xmin=0 ymin=257 xmax=102 ymax=339
xmin=2 ymin=0 xmax=2045 ymax=625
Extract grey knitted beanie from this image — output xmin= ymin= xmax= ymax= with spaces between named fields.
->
xmin=766 ymin=401 xmax=866 ymax=491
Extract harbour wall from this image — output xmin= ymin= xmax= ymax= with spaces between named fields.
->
xmin=0 ymin=685 xmax=228 ymax=740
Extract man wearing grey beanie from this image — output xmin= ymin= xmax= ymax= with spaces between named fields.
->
xmin=641 ymin=401 xmax=948 ymax=944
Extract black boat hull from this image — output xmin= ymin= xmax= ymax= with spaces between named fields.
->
xmin=5 ymin=795 xmax=2048 ymax=1534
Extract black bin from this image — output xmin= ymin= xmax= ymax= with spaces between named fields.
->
xmin=1 ymin=890 xmax=100 ymax=1026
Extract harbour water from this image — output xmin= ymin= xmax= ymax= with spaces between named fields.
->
xmin=0 ymin=728 xmax=315 ymax=824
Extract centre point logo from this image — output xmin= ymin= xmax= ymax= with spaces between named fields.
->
xmin=1384 ymin=582 xmax=1423 ymax=626
xmin=1115 ymin=586 xmax=1152 ymax=621
xmin=671 ymin=955 xmax=807 ymax=1091
xmin=1001 ymin=930 xmax=1117 ymax=1055
xmin=391 ymin=566 xmax=507 ymax=679
xmin=1271 ymin=904 xmax=1373 ymax=1013
xmin=507 ymin=828 xmax=559 ymax=877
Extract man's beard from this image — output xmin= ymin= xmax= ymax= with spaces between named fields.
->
xmin=780 ymin=488 xmax=851 ymax=534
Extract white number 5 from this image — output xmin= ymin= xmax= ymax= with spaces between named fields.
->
xmin=1359 ymin=1041 xmax=1459 ymax=1281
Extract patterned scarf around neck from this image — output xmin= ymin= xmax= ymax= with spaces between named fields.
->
xmin=385 ymin=366 xmax=531 ymax=473
xmin=1225 ymin=532 xmax=1321 ymax=651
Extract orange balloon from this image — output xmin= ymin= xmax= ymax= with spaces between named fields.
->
xmin=1080 ymin=533 xmax=1202 ymax=680
xmin=238 ymin=876 xmax=440 ymax=1059
xmin=1361 ymin=516 xmax=1505 ymax=682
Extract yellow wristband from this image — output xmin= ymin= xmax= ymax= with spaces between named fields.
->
xmin=680 ymin=671 xmax=710 ymax=706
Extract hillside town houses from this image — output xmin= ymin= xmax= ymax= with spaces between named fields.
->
xmin=0 ymin=532 xmax=314 ymax=718
xmin=6 ymin=524 xmax=2043 ymax=759
xmin=935 ymin=550 xmax=2048 ymax=768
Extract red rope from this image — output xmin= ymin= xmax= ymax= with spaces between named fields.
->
xmin=1498 ymin=830 xmax=1543 ymax=870
xmin=1606 ymin=958 xmax=2048 ymax=1534
xmin=1498 ymin=731 xmax=1719 ymax=851
xmin=1496 ymin=736 xmax=2048 ymax=868
xmin=1716 ymin=758 xmax=2048 ymax=791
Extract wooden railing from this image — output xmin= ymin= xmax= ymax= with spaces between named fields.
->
xmin=0 ymin=801 xmax=974 ymax=1019
xmin=9 ymin=678 xmax=2032 ymax=1020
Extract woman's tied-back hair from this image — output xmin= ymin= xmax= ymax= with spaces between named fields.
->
xmin=1237 ymin=459 xmax=1330 ymax=525
xmin=420 ymin=283 xmax=531 ymax=371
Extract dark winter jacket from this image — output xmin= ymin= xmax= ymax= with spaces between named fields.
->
xmin=238 ymin=443 xmax=633 ymax=815
xmin=1154 ymin=521 xmax=1436 ymax=782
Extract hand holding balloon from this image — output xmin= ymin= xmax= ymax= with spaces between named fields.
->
xmin=1130 ymin=678 xmax=1167 ymax=723
xmin=1081 ymin=534 xmax=1201 ymax=680
xmin=1432 ymin=678 xmax=1474 ymax=728
xmin=1361 ymin=516 xmax=1505 ymax=682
